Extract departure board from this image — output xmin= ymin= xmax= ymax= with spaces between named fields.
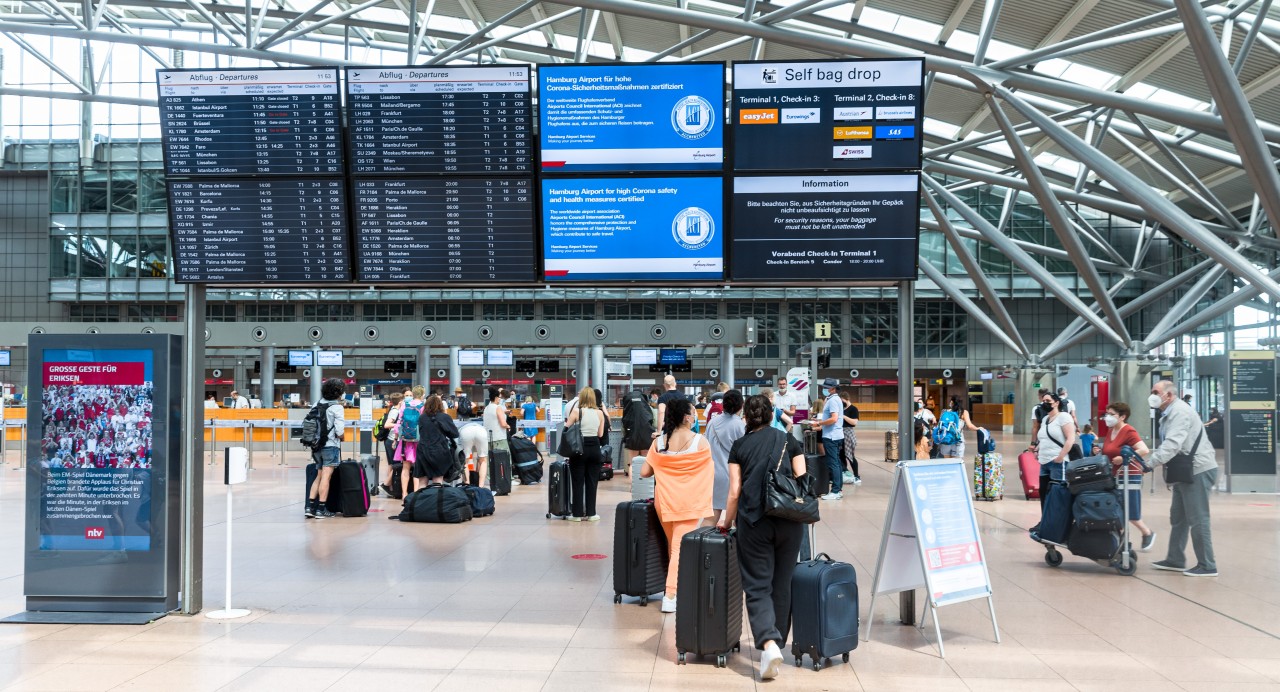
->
xmin=168 ymin=178 xmax=351 ymax=283
xmin=352 ymin=177 xmax=535 ymax=283
xmin=157 ymin=67 xmax=343 ymax=177
xmin=346 ymin=66 xmax=532 ymax=175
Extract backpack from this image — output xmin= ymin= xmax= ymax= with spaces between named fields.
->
xmin=976 ymin=427 xmax=995 ymax=455
xmin=400 ymin=401 xmax=423 ymax=441
xmin=373 ymin=409 xmax=390 ymax=441
xmin=933 ymin=410 xmax=960 ymax=446
xmin=456 ymin=396 xmax=474 ymax=418
xmin=299 ymin=402 xmax=332 ymax=451
xmin=621 ymin=389 xmax=655 ymax=448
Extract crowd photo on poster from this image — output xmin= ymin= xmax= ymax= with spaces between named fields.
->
xmin=40 ymin=383 xmax=155 ymax=469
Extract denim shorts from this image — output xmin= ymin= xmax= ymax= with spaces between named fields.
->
xmin=313 ymin=446 xmax=340 ymax=468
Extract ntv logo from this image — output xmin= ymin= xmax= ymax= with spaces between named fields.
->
xmin=84 ymin=527 xmax=106 ymax=539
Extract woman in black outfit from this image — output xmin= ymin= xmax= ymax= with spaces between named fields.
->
xmin=563 ymin=387 xmax=608 ymax=521
xmin=415 ymin=395 xmax=459 ymax=485
xmin=718 ymin=394 xmax=808 ymax=681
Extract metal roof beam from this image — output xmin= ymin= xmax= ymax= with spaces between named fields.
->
xmin=255 ymin=0 xmax=332 ymax=49
xmin=973 ymin=0 xmax=1003 ymax=65
xmin=920 ymin=260 xmax=1030 ymax=357
xmin=937 ymin=0 xmax=978 ymax=45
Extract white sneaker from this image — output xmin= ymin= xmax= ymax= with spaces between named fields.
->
xmin=842 ymin=471 xmax=855 ymax=484
xmin=565 ymin=516 xmax=583 ymax=522
xmin=587 ymin=515 xmax=601 ymax=522
xmin=760 ymin=643 xmax=783 ymax=680
xmin=820 ymin=492 xmax=843 ymax=501
xmin=853 ymin=476 xmax=862 ymax=486
xmin=661 ymin=596 xmax=677 ymax=613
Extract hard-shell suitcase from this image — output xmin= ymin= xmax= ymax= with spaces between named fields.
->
xmin=1018 ymin=450 xmax=1041 ymax=500
xmin=791 ymin=531 xmax=859 ymax=671
xmin=388 ymin=463 xmax=415 ymax=500
xmin=631 ymin=457 xmax=655 ymax=500
xmin=602 ymin=457 xmax=615 ymax=480
xmin=611 ymin=500 xmax=668 ymax=605
xmin=806 ymin=453 xmax=830 ymax=497
xmin=489 ymin=447 xmax=513 ymax=496
xmin=885 ymin=431 xmax=899 ymax=462
xmin=973 ymin=452 xmax=1005 ymax=501
xmin=546 ymin=459 xmax=571 ymax=519
xmin=676 ymin=527 xmax=743 ymax=667
xmin=1066 ymin=456 xmax=1116 ymax=495
xmin=359 ymin=454 xmax=379 ymax=497
xmin=304 ymin=462 xmax=342 ymax=512
xmin=803 ymin=429 xmax=821 ymax=456
xmin=336 ymin=459 xmax=371 ymax=517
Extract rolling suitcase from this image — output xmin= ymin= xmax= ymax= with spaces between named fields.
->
xmin=1065 ymin=456 xmax=1116 ymax=495
xmin=387 ymin=463 xmax=415 ymax=500
xmin=336 ymin=459 xmax=371 ymax=517
xmin=304 ymin=462 xmax=342 ymax=513
xmin=973 ymin=452 xmax=1005 ymax=501
xmin=489 ymin=447 xmax=513 ymax=496
xmin=631 ymin=457 xmax=654 ymax=500
xmin=601 ymin=457 xmax=615 ymax=480
xmin=885 ymin=431 xmax=899 ymax=462
xmin=1018 ymin=450 xmax=1041 ymax=500
xmin=546 ymin=459 xmax=571 ymax=519
xmin=791 ymin=526 xmax=859 ymax=671
xmin=359 ymin=454 xmax=379 ymax=497
xmin=675 ymin=527 xmax=743 ymax=667
xmin=612 ymin=500 xmax=668 ymax=606
xmin=806 ymin=453 xmax=830 ymax=497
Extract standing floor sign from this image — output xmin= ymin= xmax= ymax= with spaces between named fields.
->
xmin=866 ymin=459 xmax=999 ymax=657
xmin=11 ymin=334 xmax=182 ymax=622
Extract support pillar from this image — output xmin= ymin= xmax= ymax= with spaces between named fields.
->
xmin=895 ymin=280 xmax=915 ymax=626
xmin=591 ymin=345 xmax=605 ymax=397
xmin=260 ymin=346 xmax=275 ymax=408
xmin=576 ymin=346 xmax=589 ymax=389
xmin=310 ymin=345 xmax=322 ymax=405
xmin=181 ymin=284 xmax=205 ymax=615
xmin=449 ymin=346 xmax=461 ymax=394
xmin=1111 ymin=358 xmax=1152 ymax=442
xmin=720 ymin=346 xmax=735 ymax=389
xmin=416 ymin=345 xmax=429 ymax=393
xmin=1014 ymin=368 xmax=1052 ymax=436
xmin=233 ymin=361 xmax=247 ymax=399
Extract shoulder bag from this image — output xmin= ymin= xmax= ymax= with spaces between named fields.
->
xmin=557 ymin=404 xmax=585 ymax=458
xmin=765 ymin=434 xmax=820 ymax=524
xmin=1044 ymin=419 xmax=1084 ymax=461
xmin=1162 ymin=429 xmax=1203 ymax=485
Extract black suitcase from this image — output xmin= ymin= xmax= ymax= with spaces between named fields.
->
xmin=489 ymin=447 xmax=513 ymax=496
xmin=1067 ymin=528 xmax=1120 ymax=560
xmin=387 ymin=463 xmax=415 ymax=500
xmin=612 ymin=500 xmax=668 ymax=606
xmin=398 ymin=484 xmax=472 ymax=523
xmin=1073 ymin=490 xmax=1124 ymax=532
xmin=806 ymin=453 xmax=830 ymax=497
xmin=304 ymin=462 xmax=342 ymax=512
xmin=803 ymin=429 xmax=821 ymax=456
xmin=359 ymin=454 xmax=379 ymax=497
xmin=602 ymin=459 xmax=615 ymax=480
xmin=1066 ymin=456 xmax=1115 ymax=494
xmin=791 ymin=544 xmax=859 ymax=670
xmin=676 ymin=527 xmax=743 ymax=667
xmin=546 ymin=460 xmax=571 ymax=519
xmin=336 ymin=459 xmax=370 ymax=517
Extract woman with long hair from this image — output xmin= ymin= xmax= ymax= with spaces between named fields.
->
xmin=563 ymin=387 xmax=608 ymax=522
xmin=416 ymin=394 xmax=459 ymax=485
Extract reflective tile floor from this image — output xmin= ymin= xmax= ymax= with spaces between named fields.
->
xmin=0 ymin=424 xmax=1278 ymax=691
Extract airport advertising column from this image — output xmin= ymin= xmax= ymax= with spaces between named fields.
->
xmin=1227 ymin=350 xmax=1276 ymax=493
xmin=18 ymin=334 xmax=181 ymax=620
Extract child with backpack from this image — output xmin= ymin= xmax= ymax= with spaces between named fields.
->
xmin=933 ymin=396 xmax=978 ymax=460
xmin=303 ymin=378 xmax=347 ymax=518
xmin=395 ymin=385 xmax=426 ymax=499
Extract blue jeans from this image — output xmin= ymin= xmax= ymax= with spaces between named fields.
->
xmin=313 ymin=446 xmax=340 ymax=467
xmin=823 ymin=438 xmax=843 ymax=493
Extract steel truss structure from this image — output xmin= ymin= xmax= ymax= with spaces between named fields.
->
xmin=2 ymin=0 xmax=1278 ymax=362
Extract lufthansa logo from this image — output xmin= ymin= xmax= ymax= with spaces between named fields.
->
xmin=671 ymin=95 xmax=715 ymax=140
xmin=672 ymin=207 xmax=715 ymax=251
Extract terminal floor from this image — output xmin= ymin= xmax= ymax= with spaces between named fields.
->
xmin=0 ymin=425 xmax=1278 ymax=691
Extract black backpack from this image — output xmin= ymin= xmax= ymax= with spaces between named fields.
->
xmin=622 ymin=389 xmax=655 ymax=449
xmin=299 ymin=402 xmax=331 ymax=451
xmin=457 ymin=396 xmax=474 ymax=418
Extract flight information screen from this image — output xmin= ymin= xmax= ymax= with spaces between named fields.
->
xmin=168 ymin=178 xmax=351 ymax=283
xmin=732 ymin=59 xmax=924 ymax=172
xmin=352 ymin=177 xmax=536 ymax=283
xmin=346 ymin=66 xmax=533 ymax=175
xmin=157 ymin=67 xmax=343 ymax=177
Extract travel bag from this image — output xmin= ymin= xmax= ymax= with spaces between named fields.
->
xmin=387 ymin=463 xmax=415 ymax=500
xmin=304 ymin=462 xmax=342 ymax=513
xmin=973 ymin=452 xmax=1005 ymax=501
xmin=601 ymin=457 xmax=615 ymax=480
xmin=1035 ymin=481 xmax=1073 ymax=544
xmin=489 ymin=447 xmax=513 ymax=496
xmin=806 ymin=453 xmax=830 ymax=497
xmin=462 ymin=484 xmax=496 ymax=517
xmin=612 ymin=499 xmax=668 ymax=606
xmin=1072 ymin=489 xmax=1124 ymax=532
xmin=398 ymin=483 xmax=472 ymax=523
xmin=675 ymin=527 xmax=743 ymax=667
xmin=1067 ymin=528 xmax=1121 ymax=561
xmin=336 ymin=459 xmax=371 ymax=517
xmin=1018 ymin=450 xmax=1041 ymax=500
xmin=791 ymin=526 xmax=858 ymax=671
xmin=546 ymin=459 xmax=572 ymax=519
xmin=1065 ymin=456 xmax=1116 ymax=495
xmin=510 ymin=435 xmax=543 ymax=485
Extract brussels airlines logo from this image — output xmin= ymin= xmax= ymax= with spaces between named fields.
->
xmin=673 ymin=207 xmax=715 ymax=251
xmin=672 ymin=95 xmax=715 ymax=140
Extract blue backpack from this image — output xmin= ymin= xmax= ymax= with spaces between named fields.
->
xmin=933 ymin=410 xmax=960 ymax=446
xmin=400 ymin=402 xmax=424 ymax=441
xmin=976 ymin=427 xmax=996 ymax=455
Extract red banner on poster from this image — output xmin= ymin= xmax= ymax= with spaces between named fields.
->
xmin=43 ymin=362 xmax=145 ymax=386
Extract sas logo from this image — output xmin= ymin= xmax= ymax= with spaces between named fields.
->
xmin=874 ymin=125 xmax=915 ymax=140
xmin=671 ymin=95 xmax=715 ymax=140
xmin=672 ymin=207 xmax=715 ymax=251
xmin=739 ymin=109 xmax=778 ymax=124
xmin=85 ymin=527 xmax=106 ymax=540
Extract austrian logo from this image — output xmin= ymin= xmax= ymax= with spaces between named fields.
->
xmin=671 ymin=95 xmax=715 ymax=140
xmin=672 ymin=207 xmax=715 ymax=251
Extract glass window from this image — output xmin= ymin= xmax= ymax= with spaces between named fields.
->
xmin=602 ymin=302 xmax=656 ymax=320
xmin=788 ymin=301 xmax=843 ymax=358
xmin=848 ymin=303 xmax=896 ymax=359
xmin=665 ymin=303 xmax=719 ymax=319
xmin=543 ymin=302 xmax=595 ymax=320
xmin=125 ymin=304 xmax=181 ymax=322
xmin=81 ymin=170 xmax=110 ymax=212
xmin=482 ymin=304 xmax=534 ymax=320
xmin=422 ymin=303 xmax=474 ymax=320
xmin=137 ymin=170 xmax=167 ymax=212
xmin=303 ymin=304 xmax=355 ymax=321
xmin=49 ymin=236 xmax=78 ymax=278
xmin=726 ymin=303 xmax=779 ymax=359
xmin=244 ymin=304 xmax=295 ymax=322
xmin=67 ymin=304 xmax=117 ymax=322
xmin=110 ymin=171 xmax=139 ymax=212
xmin=106 ymin=235 xmax=138 ymax=278
xmin=78 ymin=234 xmax=110 ymax=278
xmin=206 ymin=304 xmax=237 ymax=322
xmin=50 ymin=171 xmax=79 ymax=213
xmin=362 ymin=303 xmax=417 ymax=321
xmin=136 ymin=236 xmax=168 ymax=278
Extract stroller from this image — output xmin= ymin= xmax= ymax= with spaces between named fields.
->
xmin=1034 ymin=446 xmax=1148 ymax=576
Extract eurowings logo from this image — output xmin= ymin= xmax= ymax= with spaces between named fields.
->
xmin=790 ymin=378 xmax=808 ymax=392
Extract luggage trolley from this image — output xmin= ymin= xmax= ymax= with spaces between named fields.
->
xmin=1037 ymin=447 xmax=1147 ymax=576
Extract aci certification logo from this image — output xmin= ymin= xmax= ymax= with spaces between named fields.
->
xmin=671 ymin=95 xmax=715 ymax=140
xmin=672 ymin=207 xmax=715 ymax=251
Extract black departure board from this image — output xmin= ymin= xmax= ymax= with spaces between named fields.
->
xmin=352 ymin=177 xmax=535 ymax=283
xmin=346 ymin=66 xmax=532 ymax=175
xmin=168 ymin=178 xmax=351 ymax=283
xmin=157 ymin=67 xmax=343 ymax=177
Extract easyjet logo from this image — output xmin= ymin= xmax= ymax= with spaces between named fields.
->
xmin=739 ymin=109 xmax=778 ymax=124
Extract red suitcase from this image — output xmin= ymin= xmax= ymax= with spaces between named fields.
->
xmin=1018 ymin=450 xmax=1041 ymax=500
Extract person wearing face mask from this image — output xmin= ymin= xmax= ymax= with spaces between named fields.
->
xmin=807 ymin=378 xmax=845 ymax=500
xmin=1034 ymin=393 xmax=1077 ymax=488
xmin=1099 ymin=402 xmax=1156 ymax=551
xmin=1145 ymin=380 xmax=1218 ymax=577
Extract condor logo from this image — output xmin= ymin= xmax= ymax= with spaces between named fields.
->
xmin=85 ymin=527 xmax=106 ymax=540
xmin=739 ymin=109 xmax=778 ymax=124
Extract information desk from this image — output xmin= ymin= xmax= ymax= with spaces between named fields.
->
xmin=346 ymin=66 xmax=532 ymax=175
xmin=353 ymin=177 xmax=535 ymax=283
xmin=169 ymin=178 xmax=351 ymax=283
xmin=158 ymin=67 xmax=343 ymax=177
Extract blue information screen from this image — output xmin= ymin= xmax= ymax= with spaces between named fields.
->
xmin=539 ymin=63 xmax=724 ymax=172
xmin=542 ymin=176 xmax=724 ymax=282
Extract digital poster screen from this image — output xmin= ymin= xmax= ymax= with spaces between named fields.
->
xmin=630 ymin=349 xmax=658 ymax=366
xmin=487 ymin=350 xmax=514 ymax=366
xmin=731 ymin=173 xmax=920 ymax=282
xmin=539 ymin=63 xmax=724 ymax=172
xmin=0 ymin=350 xmax=9 ymax=367
xmin=542 ymin=176 xmax=724 ymax=282
xmin=732 ymin=59 xmax=924 ymax=172
xmin=660 ymin=348 xmax=688 ymax=365
xmin=288 ymin=350 xmax=314 ymax=367
xmin=458 ymin=350 xmax=485 ymax=366
xmin=316 ymin=351 xmax=343 ymax=367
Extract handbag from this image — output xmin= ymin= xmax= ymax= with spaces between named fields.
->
xmin=1163 ymin=430 xmax=1203 ymax=485
xmin=557 ymin=405 xmax=585 ymax=457
xmin=765 ymin=435 xmax=821 ymax=525
xmin=1044 ymin=425 xmax=1084 ymax=461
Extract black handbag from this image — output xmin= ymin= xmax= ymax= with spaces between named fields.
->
xmin=1163 ymin=430 xmax=1203 ymax=485
xmin=557 ymin=404 xmax=586 ymax=458
xmin=1045 ymin=427 xmax=1084 ymax=461
xmin=765 ymin=437 xmax=821 ymax=525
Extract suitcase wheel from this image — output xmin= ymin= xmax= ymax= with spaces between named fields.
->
xmin=613 ymin=594 xmax=622 ymax=604
xmin=546 ymin=513 xmax=552 ymax=519
xmin=733 ymin=643 xmax=741 ymax=652
xmin=1115 ymin=550 xmax=1138 ymax=576
xmin=677 ymin=652 xmax=686 ymax=665
xmin=794 ymin=657 xmax=802 ymax=667
xmin=716 ymin=655 xmax=727 ymax=668
xmin=813 ymin=660 xmax=822 ymax=671
xmin=639 ymin=596 xmax=648 ymax=606
xmin=842 ymin=653 xmax=850 ymax=663
xmin=1044 ymin=548 xmax=1063 ymax=567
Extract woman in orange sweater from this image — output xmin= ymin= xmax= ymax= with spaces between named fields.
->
xmin=642 ymin=396 xmax=714 ymax=614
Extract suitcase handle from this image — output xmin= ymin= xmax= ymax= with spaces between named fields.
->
xmin=707 ymin=575 xmax=715 ymax=617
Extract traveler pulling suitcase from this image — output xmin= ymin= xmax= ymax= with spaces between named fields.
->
xmin=1018 ymin=450 xmax=1041 ymax=500
xmin=1041 ymin=454 xmax=1138 ymax=575
xmin=676 ymin=527 xmax=743 ymax=667
xmin=336 ymin=459 xmax=371 ymax=517
xmin=546 ymin=459 xmax=572 ymax=519
xmin=304 ymin=462 xmax=342 ymax=513
xmin=612 ymin=500 xmax=668 ymax=606
xmin=489 ymin=447 xmax=513 ymax=496
xmin=973 ymin=452 xmax=1005 ymax=501
xmin=791 ymin=525 xmax=858 ymax=671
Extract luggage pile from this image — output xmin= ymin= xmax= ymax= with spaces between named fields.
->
xmin=1035 ymin=455 xmax=1137 ymax=576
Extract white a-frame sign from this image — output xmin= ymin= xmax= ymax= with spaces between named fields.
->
xmin=865 ymin=459 xmax=1000 ymax=657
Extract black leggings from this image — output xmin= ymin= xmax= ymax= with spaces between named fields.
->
xmin=736 ymin=515 xmax=804 ymax=649
xmin=569 ymin=438 xmax=604 ymax=518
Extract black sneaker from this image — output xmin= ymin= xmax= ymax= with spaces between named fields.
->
xmin=316 ymin=506 xmax=336 ymax=519
xmin=1140 ymin=531 xmax=1157 ymax=552
xmin=1151 ymin=559 xmax=1187 ymax=572
xmin=1183 ymin=565 xmax=1218 ymax=577
xmin=304 ymin=501 xmax=316 ymax=519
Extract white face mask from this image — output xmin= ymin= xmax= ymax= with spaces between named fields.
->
xmin=1103 ymin=414 xmax=1119 ymax=427
xmin=1148 ymin=393 xmax=1164 ymax=409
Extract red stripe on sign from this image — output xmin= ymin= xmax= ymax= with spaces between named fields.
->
xmin=44 ymin=362 xmax=145 ymax=386
xmin=545 ymin=270 xmax=569 ymax=277
xmin=541 ymin=161 xmax=566 ymax=168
